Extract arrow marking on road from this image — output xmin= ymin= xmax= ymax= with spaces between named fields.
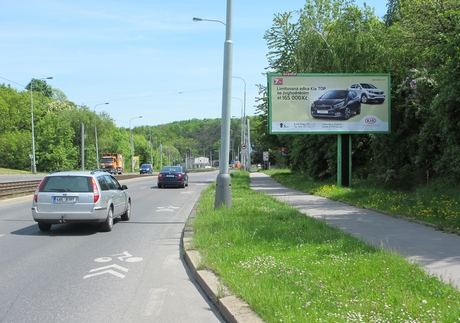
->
xmin=156 ymin=206 xmax=180 ymax=212
xmin=83 ymin=264 xmax=129 ymax=279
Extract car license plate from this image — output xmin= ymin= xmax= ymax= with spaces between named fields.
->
xmin=53 ymin=196 xmax=77 ymax=203
xmin=166 ymin=175 xmax=175 ymax=177
xmin=317 ymin=110 xmax=329 ymax=114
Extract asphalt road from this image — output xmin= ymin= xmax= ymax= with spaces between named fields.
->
xmin=0 ymin=172 xmax=225 ymax=323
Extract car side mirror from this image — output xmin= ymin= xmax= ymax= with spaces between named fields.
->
xmin=122 ymin=184 xmax=128 ymax=190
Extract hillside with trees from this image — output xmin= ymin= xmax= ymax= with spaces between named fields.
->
xmin=1 ymin=0 xmax=459 ymax=189
xmin=255 ymin=0 xmax=460 ymax=188
xmin=0 ymin=80 xmax=260 ymax=172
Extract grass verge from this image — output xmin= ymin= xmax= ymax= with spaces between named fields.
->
xmin=192 ymin=171 xmax=460 ymax=323
xmin=0 ymin=168 xmax=32 ymax=175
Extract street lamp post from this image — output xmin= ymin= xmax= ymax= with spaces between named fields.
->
xmin=232 ymin=97 xmax=243 ymax=167
xmin=233 ymin=76 xmax=247 ymax=169
xmin=193 ymin=0 xmax=233 ymax=209
xmin=93 ymin=102 xmax=109 ymax=169
xmin=30 ymin=76 xmax=53 ymax=173
xmin=129 ymin=116 xmax=142 ymax=173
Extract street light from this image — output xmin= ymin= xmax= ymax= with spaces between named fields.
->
xmin=30 ymin=76 xmax=53 ymax=173
xmin=129 ymin=116 xmax=142 ymax=173
xmin=192 ymin=17 xmax=226 ymax=26
xmin=93 ymin=102 xmax=109 ymax=168
xmin=193 ymin=0 xmax=233 ymax=209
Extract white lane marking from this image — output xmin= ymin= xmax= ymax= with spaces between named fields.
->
xmin=156 ymin=206 xmax=179 ymax=212
xmin=83 ymin=264 xmax=129 ymax=279
xmin=180 ymin=191 xmax=193 ymax=194
xmin=112 ymin=251 xmax=143 ymax=262
xmin=95 ymin=257 xmax=112 ymax=263
xmin=126 ymin=257 xmax=143 ymax=263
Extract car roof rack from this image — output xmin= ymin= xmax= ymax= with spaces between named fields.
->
xmin=90 ymin=169 xmax=110 ymax=174
xmin=50 ymin=168 xmax=71 ymax=173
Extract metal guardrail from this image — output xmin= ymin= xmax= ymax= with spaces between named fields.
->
xmin=0 ymin=174 xmax=147 ymax=199
xmin=0 ymin=180 xmax=42 ymax=198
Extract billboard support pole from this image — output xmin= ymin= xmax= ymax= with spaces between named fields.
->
xmin=337 ymin=135 xmax=342 ymax=186
xmin=337 ymin=134 xmax=352 ymax=187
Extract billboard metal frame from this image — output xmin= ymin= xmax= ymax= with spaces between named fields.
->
xmin=268 ymin=73 xmax=391 ymax=135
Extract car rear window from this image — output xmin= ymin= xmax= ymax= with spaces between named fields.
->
xmin=41 ymin=176 xmax=91 ymax=192
xmin=162 ymin=167 xmax=181 ymax=172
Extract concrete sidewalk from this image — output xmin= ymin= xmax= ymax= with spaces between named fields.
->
xmin=249 ymin=172 xmax=460 ymax=290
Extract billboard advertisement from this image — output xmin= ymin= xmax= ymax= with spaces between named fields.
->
xmin=268 ymin=73 xmax=391 ymax=134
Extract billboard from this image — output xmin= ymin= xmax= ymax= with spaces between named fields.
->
xmin=268 ymin=73 xmax=391 ymax=134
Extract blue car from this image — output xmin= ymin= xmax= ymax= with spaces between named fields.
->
xmin=157 ymin=166 xmax=188 ymax=188
xmin=140 ymin=164 xmax=153 ymax=175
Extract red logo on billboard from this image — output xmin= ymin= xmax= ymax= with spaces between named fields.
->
xmin=365 ymin=117 xmax=377 ymax=124
xmin=274 ymin=78 xmax=283 ymax=85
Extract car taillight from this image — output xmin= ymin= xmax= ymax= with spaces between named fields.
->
xmin=178 ymin=174 xmax=183 ymax=179
xmin=158 ymin=174 xmax=163 ymax=179
xmin=92 ymin=178 xmax=100 ymax=203
xmin=33 ymin=179 xmax=45 ymax=202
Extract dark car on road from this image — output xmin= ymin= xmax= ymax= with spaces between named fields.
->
xmin=311 ymin=90 xmax=361 ymax=120
xmin=140 ymin=163 xmax=153 ymax=175
xmin=157 ymin=166 xmax=188 ymax=188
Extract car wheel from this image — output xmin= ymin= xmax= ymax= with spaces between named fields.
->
xmin=356 ymin=107 xmax=361 ymax=115
xmin=361 ymin=94 xmax=368 ymax=103
xmin=158 ymin=184 xmax=162 ymax=188
xmin=343 ymin=107 xmax=351 ymax=120
xmin=101 ymin=207 xmax=114 ymax=232
xmin=121 ymin=201 xmax=131 ymax=221
xmin=181 ymin=182 xmax=186 ymax=188
xmin=38 ymin=222 xmax=52 ymax=231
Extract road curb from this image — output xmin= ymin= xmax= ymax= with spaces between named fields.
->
xmin=182 ymin=215 xmax=264 ymax=323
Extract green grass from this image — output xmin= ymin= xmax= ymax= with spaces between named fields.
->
xmin=192 ymin=171 xmax=460 ymax=323
xmin=0 ymin=168 xmax=33 ymax=174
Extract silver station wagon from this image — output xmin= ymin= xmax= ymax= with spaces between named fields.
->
xmin=32 ymin=170 xmax=131 ymax=232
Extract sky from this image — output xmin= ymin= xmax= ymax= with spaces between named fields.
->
xmin=1 ymin=0 xmax=387 ymax=128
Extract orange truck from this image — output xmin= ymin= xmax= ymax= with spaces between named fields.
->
xmin=100 ymin=153 xmax=124 ymax=174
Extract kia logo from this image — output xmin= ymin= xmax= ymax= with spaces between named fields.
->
xmin=365 ymin=117 xmax=376 ymax=124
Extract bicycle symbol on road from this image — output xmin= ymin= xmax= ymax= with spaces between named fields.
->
xmin=83 ymin=251 xmax=143 ymax=279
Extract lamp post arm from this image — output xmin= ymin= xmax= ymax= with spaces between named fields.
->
xmin=193 ymin=17 xmax=226 ymax=25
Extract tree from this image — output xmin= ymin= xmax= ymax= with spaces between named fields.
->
xmin=0 ymin=131 xmax=32 ymax=170
xmin=35 ymin=112 xmax=78 ymax=171
xmin=262 ymin=0 xmax=390 ymax=178
xmin=25 ymin=79 xmax=53 ymax=98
